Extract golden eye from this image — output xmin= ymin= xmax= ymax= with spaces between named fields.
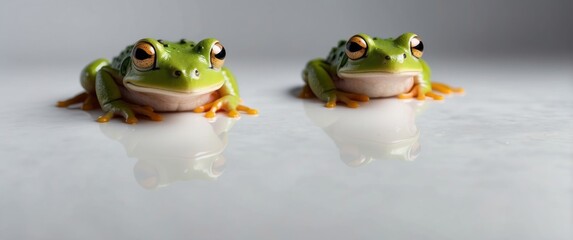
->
xmin=210 ymin=42 xmax=226 ymax=69
xmin=345 ymin=35 xmax=368 ymax=60
xmin=131 ymin=42 xmax=156 ymax=71
xmin=410 ymin=36 xmax=424 ymax=58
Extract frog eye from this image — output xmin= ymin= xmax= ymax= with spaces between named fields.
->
xmin=345 ymin=35 xmax=368 ymax=60
xmin=410 ymin=36 xmax=424 ymax=58
xmin=210 ymin=42 xmax=226 ymax=69
xmin=131 ymin=41 xmax=156 ymax=71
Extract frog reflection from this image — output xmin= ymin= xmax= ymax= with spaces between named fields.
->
xmin=303 ymin=99 xmax=424 ymax=167
xmin=98 ymin=114 xmax=236 ymax=189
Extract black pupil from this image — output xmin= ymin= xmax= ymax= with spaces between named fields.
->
xmin=412 ymin=41 xmax=424 ymax=52
xmin=215 ymin=47 xmax=226 ymax=60
xmin=346 ymin=41 xmax=363 ymax=52
xmin=135 ymin=48 xmax=152 ymax=60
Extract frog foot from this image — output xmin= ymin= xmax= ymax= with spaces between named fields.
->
xmin=57 ymin=92 xmax=100 ymax=110
xmin=193 ymin=95 xmax=258 ymax=118
xmin=431 ymin=82 xmax=464 ymax=94
xmin=398 ymin=85 xmax=444 ymax=100
xmin=298 ymin=85 xmax=315 ymax=99
xmin=324 ymin=90 xmax=370 ymax=108
xmin=97 ymin=100 xmax=162 ymax=124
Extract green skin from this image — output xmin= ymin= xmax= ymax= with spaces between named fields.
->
xmin=302 ymin=32 xmax=434 ymax=108
xmin=58 ymin=38 xmax=256 ymax=123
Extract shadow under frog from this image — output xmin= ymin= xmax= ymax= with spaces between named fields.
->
xmin=95 ymin=113 xmax=236 ymax=189
xmin=303 ymin=98 xmax=425 ymax=167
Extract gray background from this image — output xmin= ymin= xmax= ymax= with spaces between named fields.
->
xmin=1 ymin=1 xmax=572 ymax=239
xmin=1 ymin=0 xmax=572 ymax=66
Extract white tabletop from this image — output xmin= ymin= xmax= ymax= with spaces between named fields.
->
xmin=1 ymin=58 xmax=571 ymax=240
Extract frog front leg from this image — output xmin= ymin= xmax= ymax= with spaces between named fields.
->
xmin=302 ymin=59 xmax=369 ymax=108
xmin=193 ymin=68 xmax=258 ymax=118
xmin=95 ymin=67 xmax=161 ymax=124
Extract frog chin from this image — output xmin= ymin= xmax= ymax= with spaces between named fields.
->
xmin=336 ymin=71 xmax=420 ymax=98
xmin=121 ymin=81 xmax=224 ymax=112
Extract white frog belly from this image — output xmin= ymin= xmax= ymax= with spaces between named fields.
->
xmin=119 ymin=85 xmax=219 ymax=112
xmin=336 ymin=72 xmax=418 ymax=98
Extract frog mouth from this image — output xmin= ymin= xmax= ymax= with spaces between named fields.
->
xmin=338 ymin=71 xmax=420 ymax=79
xmin=336 ymin=71 xmax=420 ymax=98
xmin=125 ymin=82 xmax=224 ymax=97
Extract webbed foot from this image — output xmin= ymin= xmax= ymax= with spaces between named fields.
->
xmin=193 ymin=95 xmax=258 ymax=118
xmin=324 ymin=90 xmax=370 ymax=108
xmin=431 ymin=82 xmax=464 ymax=94
xmin=299 ymin=85 xmax=315 ymax=99
xmin=97 ymin=100 xmax=162 ymax=124
xmin=398 ymin=83 xmax=462 ymax=100
xmin=57 ymin=92 xmax=100 ymax=110
xmin=398 ymin=85 xmax=434 ymax=100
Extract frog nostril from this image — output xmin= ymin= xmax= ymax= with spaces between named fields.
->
xmin=173 ymin=70 xmax=182 ymax=77
xmin=384 ymin=55 xmax=391 ymax=60
xmin=194 ymin=69 xmax=200 ymax=77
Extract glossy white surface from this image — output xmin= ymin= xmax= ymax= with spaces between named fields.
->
xmin=0 ymin=58 xmax=572 ymax=239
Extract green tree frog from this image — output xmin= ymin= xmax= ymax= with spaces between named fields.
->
xmin=300 ymin=33 xmax=463 ymax=108
xmin=58 ymin=38 xmax=257 ymax=124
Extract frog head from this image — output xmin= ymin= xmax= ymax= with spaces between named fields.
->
xmin=336 ymin=33 xmax=427 ymax=97
xmin=121 ymin=38 xmax=228 ymax=97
